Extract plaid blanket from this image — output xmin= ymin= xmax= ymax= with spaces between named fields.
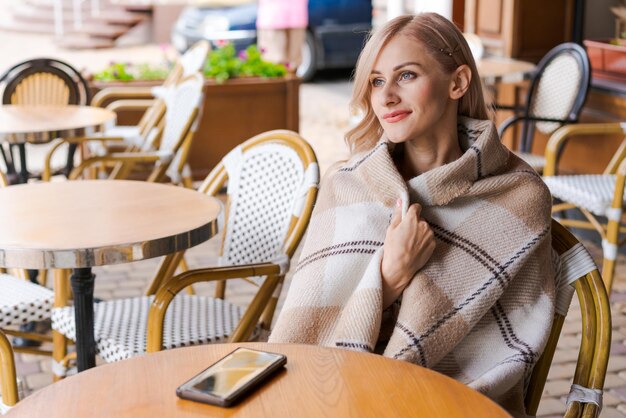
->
xmin=269 ymin=117 xmax=555 ymax=416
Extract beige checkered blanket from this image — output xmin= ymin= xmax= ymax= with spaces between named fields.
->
xmin=269 ymin=117 xmax=555 ymax=416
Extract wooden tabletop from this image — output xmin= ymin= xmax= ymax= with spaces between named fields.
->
xmin=477 ymin=57 xmax=536 ymax=84
xmin=0 ymin=105 xmax=116 ymax=144
xmin=6 ymin=343 xmax=511 ymax=417
xmin=0 ymin=180 xmax=221 ymax=269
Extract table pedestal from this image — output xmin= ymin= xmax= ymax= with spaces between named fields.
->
xmin=70 ymin=267 xmax=96 ymax=371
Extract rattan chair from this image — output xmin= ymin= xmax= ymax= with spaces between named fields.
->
xmin=0 ymin=58 xmax=91 ymax=183
xmin=524 ymin=220 xmax=610 ymax=418
xmin=42 ymin=73 xmax=204 ymax=184
xmin=542 ymin=123 xmax=626 ymax=294
xmin=497 ymin=43 xmax=590 ymax=172
xmin=51 ymin=130 xmax=319 ymax=363
xmin=80 ymin=41 xmax=209 ymax=186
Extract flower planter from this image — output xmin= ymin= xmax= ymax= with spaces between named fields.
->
xmin=584 ymin=39 xmax=626 ymax=83
xmin=90 ymin=76 xmax=300 ymax=179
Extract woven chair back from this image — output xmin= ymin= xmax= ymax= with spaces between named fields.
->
xmin=520 ymin=43 xmax=590 ymax=152
xmin=200 ymin=131 xmax=319 ymax=268
xmin=0 ymin=58 xmax=90 ymax=106
xmin=159 ymin=73 xmax=203 ymax=155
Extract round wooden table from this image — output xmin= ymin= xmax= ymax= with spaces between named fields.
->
xmin=477 ymin=57 xmax=536 ymax=85
xmin=0 ymin=105 xmax=116 ymax=183
xmin=0 ymin=180 xmax=221 ymax=371
xmin=6 ymin=343 xmax=511 ymax=417
xmin=0 ymin=105 xmax=116 ymax=145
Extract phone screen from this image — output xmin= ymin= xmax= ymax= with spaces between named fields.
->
xmin=182 ymin=348 xmax=285 ymax=399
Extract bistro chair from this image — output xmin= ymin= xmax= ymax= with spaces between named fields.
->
xmin=83 ymin=40 xmax=209 ymax=171
xmin=0 ymin=58 xmax=91 ymax=183
xmin=52 ymin=130 xmax=319 ymax=363
xmin=42 ymin=73 xmax=204 ymax=185
xmin=542 ymin=122 xmax=626 ymax=294
xmin=497 ymin=43 xmax=590 ymax=172
xmin=524 ymin=220 xmax=610 ymax=418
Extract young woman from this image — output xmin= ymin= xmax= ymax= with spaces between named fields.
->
xmin=270 ymin=13 xmax=555 ymax=416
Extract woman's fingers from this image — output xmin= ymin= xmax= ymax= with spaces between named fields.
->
xmin=390 ymin=198 xmax=403 ymax=228
xmin=407 ymin=203 xmax=422 ymax=219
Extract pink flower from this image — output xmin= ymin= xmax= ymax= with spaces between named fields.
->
xmin=216 ymin=39 xmax=227 ymax=47
xmin=238 ymin=50 xmax=248 ymax=60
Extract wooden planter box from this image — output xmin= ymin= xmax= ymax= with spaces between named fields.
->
xmin=90 ymin=76 xmax=300 ymax=179
xmin=584 ymin=39 xmax=626 ymax=83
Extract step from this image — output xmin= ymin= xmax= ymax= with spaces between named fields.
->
xmin=55 ymin=35 xmax=116 ymax=49
xmin=11 ymin=3 xmax=146 ymax=26
xmin=0 ymin=21 xmax=55 ymax=34
xmin=66 ymin=23 xmax=130 ymax=39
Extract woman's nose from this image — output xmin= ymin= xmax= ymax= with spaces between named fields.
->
xmin=383 ymin=84 xmax=399 ymax=106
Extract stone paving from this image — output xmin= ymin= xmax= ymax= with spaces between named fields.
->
xmin=2 ymin=11 xmax=626 ymax=417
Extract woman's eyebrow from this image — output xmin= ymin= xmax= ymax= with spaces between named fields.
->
xmin=371 ymin=62 xmax=422 ymax=74
xmin=393 ymin=62 xmax=421 ymax=71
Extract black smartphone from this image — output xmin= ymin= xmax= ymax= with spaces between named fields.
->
xmin=176 ymin=347 xmax=287 ymax=407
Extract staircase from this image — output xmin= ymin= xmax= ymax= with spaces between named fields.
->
xmin=0 ymin=0 xmax=151 ymax=49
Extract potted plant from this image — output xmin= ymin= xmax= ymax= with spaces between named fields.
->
xmin=88 ymin=44 xmax=300 ymax=179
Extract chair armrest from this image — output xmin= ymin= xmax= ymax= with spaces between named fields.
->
xmin=68 ymin=151 xmax=164 ymax=180
xmin=498 ymin=115 xmax=574 ymax=140
xmin=106 ymin=99 xmax=156 ymax=113
xmin=91 ymin=86 xmax=156 ymax=107
xmin=146 ymin=262 xmax=282 ymax=352
xmin=543 ymin=123 xmax=626 ymax=176
xmin=42 ymin=137 xmax=126 ymax=181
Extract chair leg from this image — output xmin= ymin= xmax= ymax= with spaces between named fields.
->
xmin=602 ymin=218 xmax=620 ymax=295
xmin=0 ymin=330 xmax=19 ymax=409
xmin=177 ymin=257 xmax=196 ymax=295
xmin=52 ymin=269 xmax=70 ymax=380
xmin=259 ymin=277 xmax=284 ymax=331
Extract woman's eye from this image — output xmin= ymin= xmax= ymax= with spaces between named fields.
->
xmin=399 ymin=71 xmax=416 ymax=81
xmin=371 ymin=78 xmax=384 ymax=87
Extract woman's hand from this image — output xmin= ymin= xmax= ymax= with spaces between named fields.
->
xmin=381 ymin=199 xmax=436 ymax=308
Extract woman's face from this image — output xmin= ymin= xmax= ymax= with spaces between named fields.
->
xmin=369 ymin=34 xmax=456 ymax=144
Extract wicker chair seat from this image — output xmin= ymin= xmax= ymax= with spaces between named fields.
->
xmin=515 ymin=152 xmax=546 ymax=171
xmin=543 ymin=174 xmax=619 ymax=217
xmin=51 ymin=295 xmax=243 ymax=363
xmin=0 ymin=274 xmax=54 ymax=328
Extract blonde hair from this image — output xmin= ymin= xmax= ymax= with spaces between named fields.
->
xmin=346 ymin=13 xmax=490 ymax=153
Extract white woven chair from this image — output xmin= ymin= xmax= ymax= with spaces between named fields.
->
xmin=542 ymin=122 xmax=626 ymax=294
xmin=497 ymin=43 xmax=590 ymax=172
xmin=44 ymin=73 xmax=204 ymax=184
xmin=52 ymin=130 xmax=319 ymax=363
xmin=42 ymin=41 xmax=209 ymax=184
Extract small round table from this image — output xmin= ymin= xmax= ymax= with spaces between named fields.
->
xmin=0 ymin=105 xmax=116 ymax=183
xmin=0 ymin=180 xmax=221 ymax=371
xmin=477 ymin=57 xmax=536 ymax=85
xmin=6 ymin=343 xmax=512 ymax=417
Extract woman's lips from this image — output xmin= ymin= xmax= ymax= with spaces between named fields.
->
xmin=383 ymin=110 xmax=411 ymax=123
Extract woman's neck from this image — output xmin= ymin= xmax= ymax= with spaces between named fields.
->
xmin=395 ymin=131 xmax=463 ymax=180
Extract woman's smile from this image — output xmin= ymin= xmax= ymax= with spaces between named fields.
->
xmin=383 ymin=110 xmax=412 ymax=123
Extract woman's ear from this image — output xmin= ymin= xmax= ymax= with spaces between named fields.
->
xmin=449 ymin=64 xmax=472 ymax=100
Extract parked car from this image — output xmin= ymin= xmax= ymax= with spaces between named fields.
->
xmin=171 ymin=0 xmax=373 ymax=80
